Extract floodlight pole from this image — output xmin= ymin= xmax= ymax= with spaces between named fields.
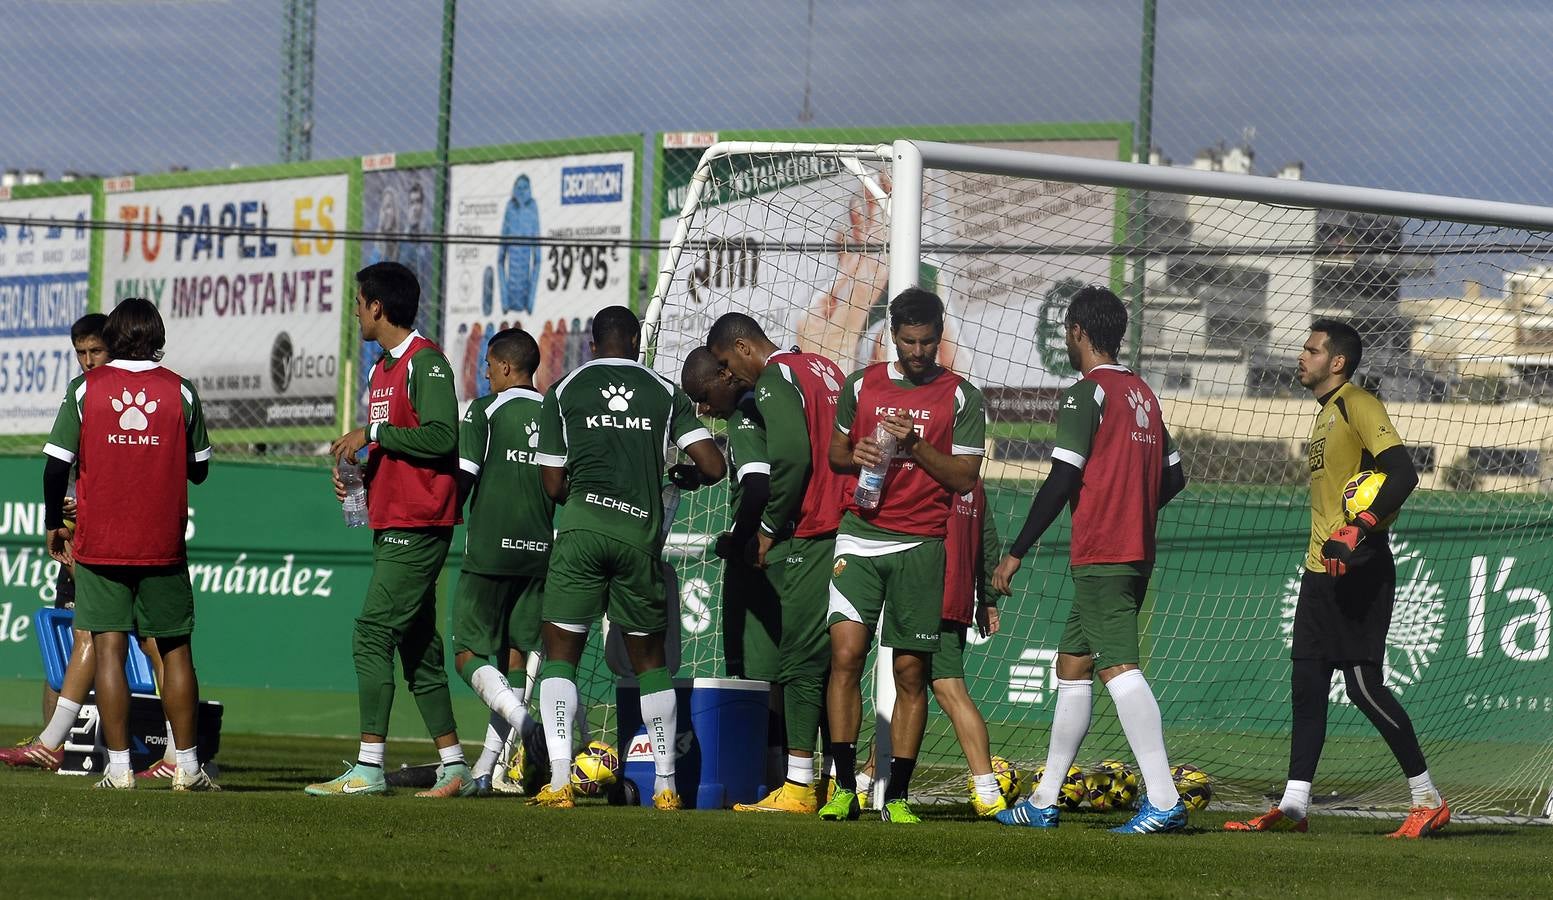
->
xmin=1130 ymin=0 xmax=1157 ymax=370
xmin=278 ymin=0 xmax=316 ymax=163
xmin=430 ymin=0 xmax=458 ymax=343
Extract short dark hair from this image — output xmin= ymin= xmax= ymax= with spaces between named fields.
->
xmin=680 ymin=346 xmax=722 ymax=396
xmin=591 ymin=305 xmax=640 ymax=352
xmin=104 ymin=298 xmax=166 ymax=361
xmin=70 ymin=313 xmax=107 ymax=344
xmin=1065 ymin=285 xmax=1127 ymax=360
xmin=357 ymin=261 xmax=420 ymax=328
xmin=706 ymin=312 xmax=769 ymax=351
xmin=889 ymin=288 xmax=944 ymax=333
xmin=1311 ymin=317 xmax=1363 ymax=376
xmin=487 ymin=327 xmax=539 ymax=376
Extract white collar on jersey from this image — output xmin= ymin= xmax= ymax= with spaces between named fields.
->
xmin=386 ymin=330 xmax=424 ymax=360
xmin=105 ymin=359 xmax=159 ymax=372
xmin=763 ymin=346 xmax=797 ymax=365
xmin=496 ymin=385 xmax=541 ymax=399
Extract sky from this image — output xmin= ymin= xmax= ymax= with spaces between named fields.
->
xmin=2 ymin=0 xmax=1552 ymax=208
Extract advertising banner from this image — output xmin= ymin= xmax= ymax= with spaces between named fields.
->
xmin=355 ymin=165 xmax=438 ymax=426
xmin=443 ymin=146 xmax=635 ymax=402
xmin=652 ymin=125 xmax=1128 ymax=394
xmin=101 ymin=173 xmax=350 ymax=434
xmin=0 ymin=192 xmax=94 ymax=436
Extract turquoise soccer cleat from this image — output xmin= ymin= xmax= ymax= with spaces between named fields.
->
xmin=996 ymin=799 xmax=1061 ymax=828
xmin=305 ymin=762 xmax=389 ymax=797
xmin=1111 ymin=798 xmax=1188 ymax=834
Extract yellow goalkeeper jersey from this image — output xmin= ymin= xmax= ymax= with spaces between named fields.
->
xmin=1305 ymin=380 xmax=1403 ymax=572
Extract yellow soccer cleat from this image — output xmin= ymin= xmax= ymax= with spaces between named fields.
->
xmin=734 ymin=782 xmax=818 ymax=813
xmin=971 ymin=792 xmax=1008 ymax=818
xmin=653 ymin=789 xmax=684 ymax=810
xmin=527 ymin=782 xmax=575 ymax=808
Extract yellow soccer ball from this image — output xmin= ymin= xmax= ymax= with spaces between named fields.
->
xmin=1343 ymin=470 xmax=1386 ymax=522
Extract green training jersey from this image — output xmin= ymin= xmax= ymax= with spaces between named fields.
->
xmin=459 ymin=385 xmax=554 ymax=577
xmin=726 ymin=393 xmax=770 ymax=514
xmin=536 ymin=357 xmax=711 ymax=550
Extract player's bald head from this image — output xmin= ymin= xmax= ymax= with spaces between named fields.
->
xmin=680 ymin=346 xmax=722 ymax=395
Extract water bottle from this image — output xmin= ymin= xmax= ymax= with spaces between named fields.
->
xmin=853 ymin=420 xmax=898 ymax=510
xmin=660 ymin=482 xmax=681 ymax=546
xmin=338 ymin=460 xmax=368 ymax=527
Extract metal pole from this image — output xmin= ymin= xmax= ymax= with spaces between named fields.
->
xmin=430 ymin=0 xmax=457 ymax=342
xmin=1130 ymin=0 xmax=1156 ymax=369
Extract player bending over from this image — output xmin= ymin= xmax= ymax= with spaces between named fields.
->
xmin=992 ymin=286 xmax=1187 ymax=834
xmin=1225 ymin=319 xmax=1447 ymax=839
xmin=452 ymin=327 xmax=554 ymax=795
xmin=530 ymin=306 xmax=724 ymax=810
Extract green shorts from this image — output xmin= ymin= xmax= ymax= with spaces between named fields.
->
xmin=769 ymin=534 xmax=835 ymax=681
xmin=722 ymin=559 xmax=780 ymax=682
xmin=362 ymin=527 xmax=453 ymax=631
xmin=931 ymin=620 xmax=968 ymax=681
xmin=827 ymin=535 xmax=945 ymax=652
xmin=542 ymin=529 xmax=666 ymax=634
xmin=1060 ymin=563 xmax=1152 ymax=668
xmin=72 ymin=562 xmax=194 ymax=638
xmin=451 ymin=570 xmax=544 ymax=659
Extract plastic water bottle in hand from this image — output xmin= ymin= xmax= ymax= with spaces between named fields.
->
xmin=853 ymin=419 xmax=898 ymax=510
xmin=338 ymin=460 xmax=368 ymax=528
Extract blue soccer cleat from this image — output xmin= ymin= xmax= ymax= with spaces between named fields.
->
xmin=472 ymin=773 xmax=493 ymax=797
xmin=1111 ymin=798 xmax=1188 ymax=834
xmin=996 ymin=799 xmax=1061 ymax=828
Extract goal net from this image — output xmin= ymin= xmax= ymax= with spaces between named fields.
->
xmin=640 ymin=139 xmax=1553 ymax=820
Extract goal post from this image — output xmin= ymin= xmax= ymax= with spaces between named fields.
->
xmin=641 ymin=138 xmax=1553 ymax=820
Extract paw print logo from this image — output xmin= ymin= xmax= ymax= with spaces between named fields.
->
xmin=809 ymin=359 xmax=840 ymax=393
xmin=1125 ymin=388 xmax=1151 ymax=429
xmin=525 ymin=420 xmax=539 ymax=449
xmin=111 ymin=389 xmax=157 ymax=431
xmin=602 ymin=384 xmax=633 ymax=412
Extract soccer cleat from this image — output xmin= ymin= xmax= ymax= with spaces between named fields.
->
xmin=1388 ymin=800 xmax=1450 ymax=839
xmin=734 ymin=782 xmax=818 ymax=814
xmin=527 ymin=783 xmax=575 ymax=808
xmin=514 ymin=725 xmax=548 ymax=796
xmin=171 ymin=766 xmax=221 ymax=792
xmin=304 ymin=762 xmax=389 ymax=797
xmin=653 ymin=790 xmax=684 ymax=810
xmin=415 ymin=763 xmax=477 ymax=798
xmin=136 ymin=759 xmax=178 ymax=780
xmin=0 ymin=740 xmax=64 ymax=771
xmin=996 ymin=799 xmax=1060 ymax=828
xmin=818 ymin=787 xmax=861 ymax=821
xmin=880 ymin=799 xmax=922 ymax=824
xmin=1224 ymin=806 xmax=1309 ymax=833
xmin=472 ymin=774 xmax=493 ymax=797
xmin=1111 ymin=798 xmax=1189 ymax=834
xmin=971 ymin=792 xmax=1008 ymax=818
xmin=94 ymin=770 xmax=135 ymax=790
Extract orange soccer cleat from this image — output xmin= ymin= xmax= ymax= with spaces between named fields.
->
xmin=1223 ymin=807 xmax=1309 ymax=833
xmin=1388 ymin=800 xmax=1450 ymax=839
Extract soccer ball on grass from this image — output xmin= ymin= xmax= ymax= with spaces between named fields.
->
xmin=570 ymin=741 xmax=621 ymax=796
xmin=1171 ymin=763 xmax=1214 ymax=811
xmin=1031 ymin=763 xmax=1087 ymax=811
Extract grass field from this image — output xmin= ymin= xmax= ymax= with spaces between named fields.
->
xmin=3 ymin=728 xmax=1550 ymax=898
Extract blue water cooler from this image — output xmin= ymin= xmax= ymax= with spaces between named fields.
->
xmin=615 ymin=677 xmax=770 ymax=809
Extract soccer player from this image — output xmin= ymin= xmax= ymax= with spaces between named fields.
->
xmin=705 ymin=313 xmax=849 ymax=815
xmin=937 ymin=481 xmax=1009 ymax=817
xmin=308 ymin=261 xmax=471 ymax=798
xmin=1225 ymin=319 xmax=1447 ymax=839
xmin=452 ymin=327 xmax=553 ymax=795
xmin=531 ymin=306 xmax=724 ymax=810
xmin=820 ymin=288 xmax=986 ymax=824
xmin=679 ymin=347 xmax=785 ymax=787
xmin=991 ymin=286 xmax=1187 ymax=834
xmin=41 ymin=298 xmax=217 ymax=791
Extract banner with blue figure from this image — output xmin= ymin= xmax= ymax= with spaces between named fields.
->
xmin=0 ymin=192 xmax=93 ymax=436
xmin=443 ymin=149 xmax=634 ymax=405
xmin=357 ymin=167 xmax=437 ymax=427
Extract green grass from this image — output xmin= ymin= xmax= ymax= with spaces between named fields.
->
xmin=2 ymin=728 xmax=1549 ymax=898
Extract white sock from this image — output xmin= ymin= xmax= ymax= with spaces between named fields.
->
xmin=972 ymin=772 xmax=1001 ymax=805
xmin=107 ymin=748 xmax=131 ymax=778
xmin=1408 ymin=770 xmax=1442 ymax=808
xmin=175 ymin=746 xmax=199 ymax=775
xmin=357 ymin=741 xmax=386 ymax=768
xmin=786 ymin=753 xmax=814 ymax=786
xmin=856 ymin=769 xmax=873 ymax=797
xmin=164 ymin=721 xmax=177 ymax=763
xmin=438 ymin=743 xmax=466 ymax=768
xmin=474 ymin=715 xmax=512 ymax=779
xmin=641 ymin=687 xmax=678 ymax=794
xmin=539 ymin=675 xmax=577 ymax=790
xmin=471 ymin=665 xmax=536 ymax=734
xmin=38 ymin=698 xmax=81 ymax=748
xmin=1279 ymin=780 xmax=1312 ymax=820
xmin=1106 ymin=670 xmax=1179 ymax=811
xmin=1032 ymin=678 xmax=1091 ymax=808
